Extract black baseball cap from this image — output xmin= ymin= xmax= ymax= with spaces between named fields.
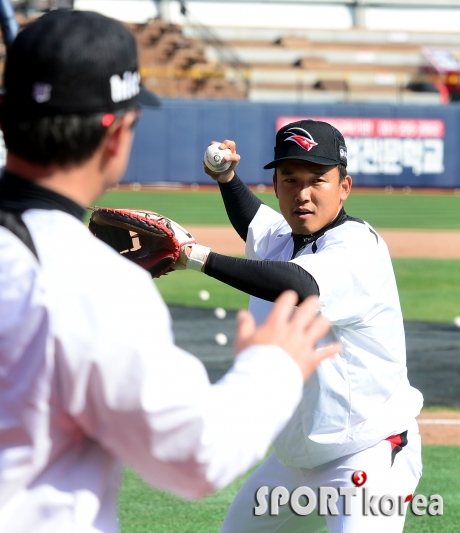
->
xmin=264 ymin=120 xmax=348 ymax=169
xmin=1 ymin=10 xmax=160 ymax=122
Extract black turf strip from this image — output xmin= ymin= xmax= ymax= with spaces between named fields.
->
xmin=168 ymin=305 xmax=460 ymax=406
xmin=404 ymin=321 xmax=460 ymax=407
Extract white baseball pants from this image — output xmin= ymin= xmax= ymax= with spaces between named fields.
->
xmin=219 ymin=421 xmax=422 ymax=533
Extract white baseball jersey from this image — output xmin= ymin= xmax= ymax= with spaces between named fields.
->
xmin=246 ymin=204 xmax=423 ymax=469
xmin=0 ymin=207 xmax=305 ymax=533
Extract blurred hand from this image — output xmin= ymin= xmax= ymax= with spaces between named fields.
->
xmin=235 ymin=291 xmax=340 ymax=381
xmin=203 ymin=140 xmax=240 ymax=184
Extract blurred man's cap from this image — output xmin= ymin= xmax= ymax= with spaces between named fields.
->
xmin=2 ymin=10 xmax=160 ymax=121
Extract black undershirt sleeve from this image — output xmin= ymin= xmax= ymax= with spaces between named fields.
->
xmin=218 ymin=173 xmax=263 ymax=241
xmin=205 ymin=252 xmax=319 ymax=304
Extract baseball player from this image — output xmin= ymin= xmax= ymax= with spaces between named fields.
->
xmin=172 ymin=121 xmax=424 ymax=532
xmin=0 ymin=13 xmax=338 ymax=533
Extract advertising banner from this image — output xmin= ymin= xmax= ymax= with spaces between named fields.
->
xmin=118 ymin=100 xmax=460 ymax=187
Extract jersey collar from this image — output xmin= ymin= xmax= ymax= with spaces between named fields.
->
xmin=0 ymin=171 xmax=85 ymax=220
xmin=291 ymin=208 xmax=362 ymax=257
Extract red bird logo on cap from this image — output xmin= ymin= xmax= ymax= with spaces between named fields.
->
xmin=284 ymin=127 xmax=318 ymax=151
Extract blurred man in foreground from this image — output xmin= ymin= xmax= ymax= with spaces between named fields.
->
xmin=0 ymin=11 xmax=337 ymax=532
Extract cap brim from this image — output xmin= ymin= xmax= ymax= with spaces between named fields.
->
xmin=137 ymin=85 xmax=162 ymax=108
xmin=263 ymin=154 xmax=341 ymax=169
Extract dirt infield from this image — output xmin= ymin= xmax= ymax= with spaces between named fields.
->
xmin=417 ymin=411 xmax=460 ymax=445
xmin=189 ymin=226 xmax=460 ymax=259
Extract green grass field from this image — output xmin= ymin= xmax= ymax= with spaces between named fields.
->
xmin=94 ymin=188 xmax=460 ymax=322
xmin=155 ymin=259 xmax=460 ymax=322
xmin=119 ymin=445 xmax=460 ymax=533
xmin=103 ymin=188 xmax=459 ymax=532
xmin=91 ymin=188 xmax=460 ymax=229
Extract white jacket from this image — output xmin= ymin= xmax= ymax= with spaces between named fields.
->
xmin=0 ymin=208 xmax=304 ymax=533
xmin=246 ymin=204 xmax=423 ymax=469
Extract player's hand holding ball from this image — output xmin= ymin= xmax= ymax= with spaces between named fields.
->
xmin=203 ymin=140 xmax=240 ymax=183
xmin=204 ymin=144 xmax=232 ymax=173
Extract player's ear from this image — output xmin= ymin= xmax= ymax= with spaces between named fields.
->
xmin=272 ymin=172 xmax=278 ymax=198
xmin=103 ymin=112 xmax=135 ymax=157
xmin=99 ymin=112 xmax=136 ymax=186
xmin=340 ymin=174 xmax=352 ymax=201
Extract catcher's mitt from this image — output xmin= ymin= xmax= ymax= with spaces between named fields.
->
xmin=89 ymin=208 xmax=196 ymax=277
